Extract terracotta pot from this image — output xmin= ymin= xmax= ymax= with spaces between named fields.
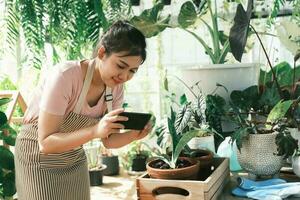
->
xmin=190 ymin=149 xmax=214 ymax=169
xmin=146 ymin=157 xmax=200 ymax=180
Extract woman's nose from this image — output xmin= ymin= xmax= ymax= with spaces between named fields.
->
xmin=118 ymin=72 xmax=128 ymax=81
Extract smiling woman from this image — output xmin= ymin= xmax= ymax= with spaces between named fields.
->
xmin=14 ymin=20 xmax=151 ymax=200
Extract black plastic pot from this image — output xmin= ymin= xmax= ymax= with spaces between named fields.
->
xmin=132 ymin=155 xmax=147 ymax=172
xmin=130 ymin=0 xmax=140 ymax=6
xmin=163 ymin=0 xmax=171 ymax=5
xmin=89 ymin=164 xmax=106 ymax=186
xmin=100 ymin=155 xmax=119 ymax=176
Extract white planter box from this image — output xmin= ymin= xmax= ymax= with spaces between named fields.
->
xmin=180 ymin=63 xmax=260 ymax=101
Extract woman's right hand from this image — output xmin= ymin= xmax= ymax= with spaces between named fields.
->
xmin=93 ymin=108 xmax=128 ymax=139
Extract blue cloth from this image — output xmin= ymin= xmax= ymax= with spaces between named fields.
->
xmin=232 ymin=177 xmax=300 ymax=200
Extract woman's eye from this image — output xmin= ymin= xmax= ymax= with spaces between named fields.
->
xmin=117 ymin=64 xmax=125 ymax=69
xmin=130 ymin=70 xmax=137 ymax=74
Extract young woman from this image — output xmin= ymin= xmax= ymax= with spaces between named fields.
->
xmin=14 ymin=20 xmax=151 ymax=200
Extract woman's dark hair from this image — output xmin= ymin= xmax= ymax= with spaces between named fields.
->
xmin=93 ymin=20 xmax=146 ymax=64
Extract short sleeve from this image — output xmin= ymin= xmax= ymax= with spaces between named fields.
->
xmin=112 ymin=84 xmax=124 ymax=109
xmin=39 ymin=68 xmax=72 ymax=116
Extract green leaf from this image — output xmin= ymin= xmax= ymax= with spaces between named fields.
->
xmin=230 ymin=85 xmax=260 ymax=111
xmin=259 ymin=82 xmax=281 ymax=110
xmin=178 ymin=1 xmax=197 ymax=28
xmin=229 ymin=0 xmax=253 ymax=62
xmin=0 ymin=146 xmax=14 ymax=170
xmin=2 ymin=172 xmax=16 ymax=197
xmin=2 ymin=124 xmax=17 ymax=146
xmin=0 ymin=112 xmax=8 ymax=127
xmin=172 ymin=130 xmax=199 ymax=166
xmin=174 ymin=103 xmax=192 ymax=134
xmin=267 ymin=100 xmax=293 ymax=124
xmin=0 ymin=98 xmax=11 ymax=107
xmin=168 ymin=117 xmax=179 ymax=153
xmin=179 ymin=94 xmax=187 ymax=105
xmin=163 ymin=77 xmax=169 ymax=91
xmin=130 ymin=3 xmax=170 ymax=38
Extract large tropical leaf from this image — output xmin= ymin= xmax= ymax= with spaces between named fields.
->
xmin=130 ymin=2 xmax=170 ymax=38
xmin=0 ymin=146 xmax=14 ymax=170
xmin=2 ymin=172 xmax=16 ymax=197
xmin=171 ymin=129 xmax=199 ymax=168
xmin=0 ymin=112 xmax=8 ymax=127
xmin=0 ymin=98 xmax=11 ymax=107
xmin=178 ymin=1 xmax=197 ymax=28
xmin=174 ymin=103 xmax=192 ymax=134
xmin=229 ymin=0 xmax=253 ymax=62
xmin=267 ymin=100 xmax=293 ymax=125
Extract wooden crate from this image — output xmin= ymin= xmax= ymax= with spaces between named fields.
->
xmin=136 ymin=158 xmax=229 ymax=200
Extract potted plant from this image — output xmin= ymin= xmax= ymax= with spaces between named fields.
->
xmin=83 ymin=140 xmax=107 ymax=186
xmin=147 ymin=106 xmax=202 ymax=180
xmin=163 ymin=74 xmax=226 ymax=151
xmin=120 ymin=141 xmax=152 ymax=173
xmin=0 ymin=98 xmax=17 ymax=199
xmin=99 ymin=146 xmax=120 ymax=176
xmin=131 ymin=0 xmax=260 ymax=101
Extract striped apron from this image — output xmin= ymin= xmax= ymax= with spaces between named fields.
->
xmin=14 ymin=59 xmax=113 ymax=200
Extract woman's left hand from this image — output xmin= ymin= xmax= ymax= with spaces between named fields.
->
xmin=131 ymin=122 xmax=152 ymax=140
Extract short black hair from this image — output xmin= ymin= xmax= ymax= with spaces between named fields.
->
xmin=93 ymin=20 xmax=146 ymax=64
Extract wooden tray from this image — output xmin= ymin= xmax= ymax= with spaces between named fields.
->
xmin=136 ymin=157 xmax=229 ymax=200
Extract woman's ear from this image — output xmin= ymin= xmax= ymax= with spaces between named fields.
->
xmin=97 ymin=46 xmax=106 ymax=59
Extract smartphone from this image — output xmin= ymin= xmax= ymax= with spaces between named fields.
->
xmin=118 ymin=112 xmax=152 ymax=130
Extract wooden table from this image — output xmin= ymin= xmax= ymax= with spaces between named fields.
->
xmin=90 ymin=168 xmax=300 ymax=200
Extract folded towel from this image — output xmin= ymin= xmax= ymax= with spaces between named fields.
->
xmin=232 ymin=177 xmax=300 ymax=200
xmin=232 ymin=185 xmax=300 ymax=200
xmin=237 ymin=177 xmax=287 ymax=190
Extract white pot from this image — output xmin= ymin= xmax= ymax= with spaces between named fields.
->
xmin=180 ymin=63 xmax=260 ymax=102
xmin=188 ymin=135 xmax=215 ymax=153
xmin=237 ymin=133 xmax=283 ymax=176
xmin=292 ymin=156 xmax=300 ymax=178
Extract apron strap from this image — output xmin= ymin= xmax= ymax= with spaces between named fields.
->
xmin=74 ymin=60 xmax=95 ymax=114
xmin=105 ymin=87 xmax=113 ymax=112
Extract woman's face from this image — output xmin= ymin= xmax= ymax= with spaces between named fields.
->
xmin=98 ymin=48 xmax=142 ymax=87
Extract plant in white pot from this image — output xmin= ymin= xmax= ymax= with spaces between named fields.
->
xmin=83 ymin=140 xmax=107 ymax=186
xmin=163 ymin=74 xmax=226 ymax=152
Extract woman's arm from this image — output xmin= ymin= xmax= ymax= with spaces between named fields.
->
xmin=38 ymin=108 xmax=127 ymax=154
xmin=102 ymin=123 xmax=152 ymax=148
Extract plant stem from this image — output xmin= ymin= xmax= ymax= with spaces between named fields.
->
xmin=292 ymin=59 xmax=296 ymax=99
xmin=249 ymin=24 xmax=283 ymax=98
xmin=169 ymin=75 xmax=198 ymax=99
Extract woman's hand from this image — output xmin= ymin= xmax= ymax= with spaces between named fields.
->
xmin=93 ymin=108 xmax=128 ymax=139
xmin=131 ymin=122 xmax=153 ymax=141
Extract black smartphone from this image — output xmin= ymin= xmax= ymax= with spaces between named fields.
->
xmin=118 ymin=112 xmax=152 ymax=130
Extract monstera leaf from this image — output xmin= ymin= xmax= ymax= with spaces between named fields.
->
xmin=178 ymin=1 xmax=197 ymax=28
xmin=130 ymin=2 xmax=170 ymax=37
xmin=229 ymin=0 xmax=253 ymax=62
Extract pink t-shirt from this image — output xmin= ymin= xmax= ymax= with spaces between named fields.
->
xmin=23 ymin=60 xmax=124 ymax=123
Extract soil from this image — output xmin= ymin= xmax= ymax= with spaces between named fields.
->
xmin=149 ymin=158 xmax=193 ymax=169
